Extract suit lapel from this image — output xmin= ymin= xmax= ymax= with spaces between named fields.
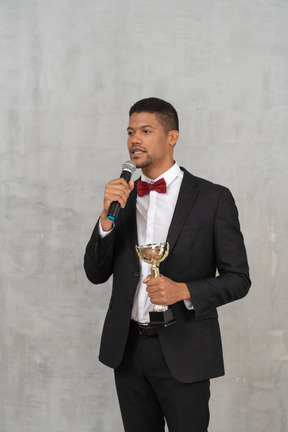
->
xmin=163 ymin=169 xmax=199 ymax=259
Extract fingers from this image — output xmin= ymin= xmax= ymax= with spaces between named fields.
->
xmin=100 ymin=178 xmax=134 ymax=232
xmin=143 ymin=275 xmax=188 ymax=306
xmin=103 ymin=178 xmax=134 ymax=213
xmin=142 ymin=274 xmax=153 ymax=284
xmin=144 ymin=275 xmax=170 ymax=305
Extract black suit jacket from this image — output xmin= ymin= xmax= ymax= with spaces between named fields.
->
xmin=84 ymin=168 xmax=250 ymax=383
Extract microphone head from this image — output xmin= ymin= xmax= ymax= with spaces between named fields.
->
xmin=122 ymin=160 xmax=136 ymax=175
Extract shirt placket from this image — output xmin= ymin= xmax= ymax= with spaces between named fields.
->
xmin=145 ymin=189 xmax=157 ymax=244
xmin=137 ymin=190 xmax=157 ymax=321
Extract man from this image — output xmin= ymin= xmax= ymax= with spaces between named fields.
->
xmin=84 ymin=97 xmax=250 ymax=432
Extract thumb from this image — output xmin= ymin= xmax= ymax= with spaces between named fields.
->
xmin=128 ymin=180 xmax=134 ymax=192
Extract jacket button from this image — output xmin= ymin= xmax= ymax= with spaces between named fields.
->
xmin=134 ymin=272 xmax=140 ymax=277
xmin=127 ymin=301 xmax=132 ymax=309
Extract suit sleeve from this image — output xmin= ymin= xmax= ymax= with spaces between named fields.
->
xmin=83 ymin=219 xmax=115 ymax=284
xmin=186 ymin=188 xmax=251 ymax=319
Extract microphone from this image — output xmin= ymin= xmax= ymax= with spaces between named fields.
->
xmin=107 ymin=160 xmax=136 ymax=221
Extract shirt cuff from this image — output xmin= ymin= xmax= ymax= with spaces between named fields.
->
xmin=183 ymin=299 xmax=194 ymax=310
xmin=98 ymin=218 xmax=115 ymax=238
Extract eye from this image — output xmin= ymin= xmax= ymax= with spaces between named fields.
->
xmin=142 ymin=129 xmax=151 ymax=134
xmin=127 ymin=130 xmax=134 ymax=136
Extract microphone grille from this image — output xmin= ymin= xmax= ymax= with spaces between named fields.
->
xmin=122 ymin=160 xmax=136 ymax=174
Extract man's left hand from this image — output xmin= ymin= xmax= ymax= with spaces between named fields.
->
xmin=143 ymin=274 xmax=191 ymax=306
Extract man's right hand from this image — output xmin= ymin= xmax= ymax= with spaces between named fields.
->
xmin=100 ymin=178 xmax=134 ymax=232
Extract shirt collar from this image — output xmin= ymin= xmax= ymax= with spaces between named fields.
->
xmin=141 ymin=162 xmax=181 ymax=188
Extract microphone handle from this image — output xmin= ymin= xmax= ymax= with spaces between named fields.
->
xmin=107 ymin=170 xmax=132 ymax=221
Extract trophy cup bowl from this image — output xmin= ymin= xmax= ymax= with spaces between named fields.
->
xmin=135 ymin=242 xmax=176 ymax=327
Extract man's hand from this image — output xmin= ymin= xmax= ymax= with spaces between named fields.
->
xmin=143 ymin=274 xmax=191 ymax=306
xmin=100 ymin=178 xmax=134 ymax=231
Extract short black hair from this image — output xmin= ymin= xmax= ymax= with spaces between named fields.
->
xmin=129 ymin=97 xmax=179 ymax=133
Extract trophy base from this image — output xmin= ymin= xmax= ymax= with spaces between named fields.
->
xmin=149 ymin=309 xmax=176 ymax=328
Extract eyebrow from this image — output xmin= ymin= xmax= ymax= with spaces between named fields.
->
xmin=127 ymin=124 xmax=155 ymax=131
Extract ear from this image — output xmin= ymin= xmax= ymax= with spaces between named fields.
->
xmin=168 ymin=130 xmax=179 ymax=147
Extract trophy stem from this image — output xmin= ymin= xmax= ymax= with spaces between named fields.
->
xmin=151 ymin=264 xmax=160 ymax=278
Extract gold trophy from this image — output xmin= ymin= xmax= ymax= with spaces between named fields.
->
xmin=135 ymin=242 xmax=176 ymax=327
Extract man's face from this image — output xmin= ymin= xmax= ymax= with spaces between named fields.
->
xmin=127 ymin=112 xmax=177 ymax=176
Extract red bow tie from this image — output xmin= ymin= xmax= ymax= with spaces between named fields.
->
xmin=137 ymin=178 xmax=167 ymax=197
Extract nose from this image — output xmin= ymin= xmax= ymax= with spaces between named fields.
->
xmin=130 ymin=130 xmax=142 ymax=144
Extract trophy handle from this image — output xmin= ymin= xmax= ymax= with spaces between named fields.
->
xmin=157 ymin=242 xmax=169 ymax=264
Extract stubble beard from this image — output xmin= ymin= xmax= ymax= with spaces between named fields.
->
xmin=134 ymin=154 xmax=153 ymax=170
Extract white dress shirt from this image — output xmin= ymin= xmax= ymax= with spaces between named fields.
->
xmin=99 ymin=162 xmax=193 ymax=323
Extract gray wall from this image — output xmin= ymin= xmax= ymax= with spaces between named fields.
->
xmin=1 ymin=0 xmax=287 ymax=431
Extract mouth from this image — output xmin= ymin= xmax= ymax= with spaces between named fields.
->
xmin=130 ymin=148 xmax=146 ymax=156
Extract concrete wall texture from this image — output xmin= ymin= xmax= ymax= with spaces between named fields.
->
xmin=1 ymin=0 xmax=287 ymax=431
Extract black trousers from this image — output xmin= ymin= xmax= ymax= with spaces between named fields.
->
xmin=114 ymin=323 xmax=210 ymax=432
